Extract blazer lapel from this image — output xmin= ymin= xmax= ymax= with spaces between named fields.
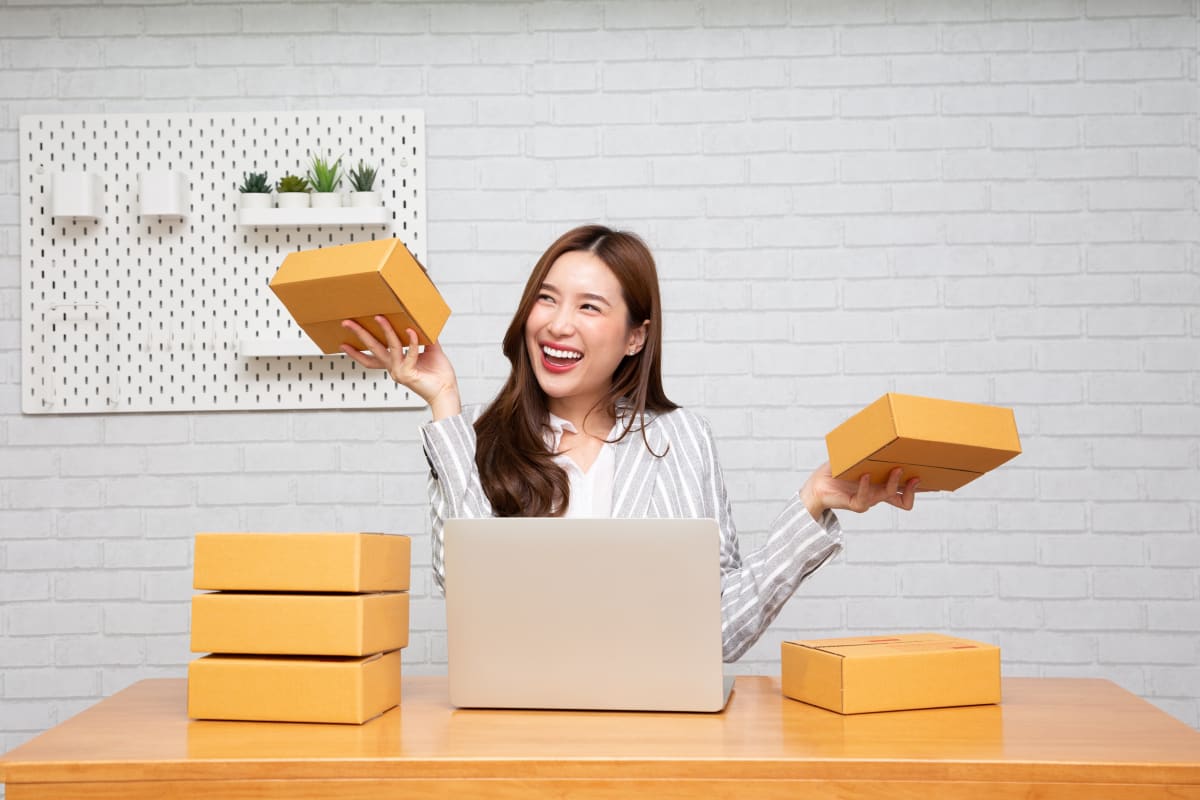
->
xmin=611 ymin=409 xmax=665 ymax=518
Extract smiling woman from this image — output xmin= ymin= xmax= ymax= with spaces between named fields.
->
xmin=474 ymin=227 xmax=674 ymax=518
xmin=341 ymin=224 xmax=918 ymax=662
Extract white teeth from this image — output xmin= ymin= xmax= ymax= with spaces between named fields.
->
xmin=543 ymin=346 xmax=582 ymax=360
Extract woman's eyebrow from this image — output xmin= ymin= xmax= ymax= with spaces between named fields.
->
xmin=579 ymin=292 xmax=612 ymax=307
xmin=541 ymin=282 xmax=612 ymax=307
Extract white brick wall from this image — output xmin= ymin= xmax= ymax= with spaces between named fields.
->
xmin=1 ymin=0 xmax=1198 ymax=780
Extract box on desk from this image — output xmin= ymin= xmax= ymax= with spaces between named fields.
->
xmin=781 ymin=633 xmax=1001 ymax=714
xmin=825 ymin=393 xmax=1021 ymax=492
xmin=190 ymin=591 xmax=410 ymax=656
xmin=269 ymin=237 xmax=450 ymax=354
xmin=188 ymin=650 xmax=402 ymax=724
xmin=193 ymin=532 xmax=410 ymax=592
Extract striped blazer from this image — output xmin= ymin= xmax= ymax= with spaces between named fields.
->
xmin=421 ymin=404 xmax=843 ymax=663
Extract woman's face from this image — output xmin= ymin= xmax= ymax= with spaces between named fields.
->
xmin=524 ymin=250 xmax=647 ymax=416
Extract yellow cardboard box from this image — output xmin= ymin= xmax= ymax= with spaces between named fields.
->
xmin=269 ymin=237 xmax=451 ymax=354
xmin=781 ymin=633 xmax=1001 ymax=714
xmin=193 ymin=532 xmax=410 ymax=592
xmin=190 ymin=591 xmax=409 ymax=656
xmin=188 ymin=650 xmax=401 ymax=724
xmin=825 ymin=393 xmax=1021 ymax=492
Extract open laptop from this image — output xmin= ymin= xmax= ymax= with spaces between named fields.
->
xmin=443 ymin=517 xmax=735 ymax=713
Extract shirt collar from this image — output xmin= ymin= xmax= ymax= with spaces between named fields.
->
xmin=546 ymin=410 xmax=645 ymax=453
xmin=544 ymin=411 xmax=578 ymax=453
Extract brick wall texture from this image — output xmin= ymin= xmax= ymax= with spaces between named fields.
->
xmin=1 ymin=0 xmax=1198 ymax=771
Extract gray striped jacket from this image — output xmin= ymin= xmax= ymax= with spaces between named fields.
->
xmin=421 ymin=404 xmax=843 ymax=662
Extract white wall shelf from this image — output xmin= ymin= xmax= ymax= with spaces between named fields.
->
xmin=238 ymin=337 xmax=332 ymax=358
xmin=236 ymin=206 xmax=392 ymax=227
xmin=19 ymin=110 xmax=425 ymax=414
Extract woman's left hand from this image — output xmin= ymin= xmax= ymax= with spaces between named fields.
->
xmin=799 ymin=462 xmax=918 ymax=519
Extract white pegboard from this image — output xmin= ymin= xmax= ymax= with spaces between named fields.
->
xmin=19 ymin=110 xmax=427 ymax=414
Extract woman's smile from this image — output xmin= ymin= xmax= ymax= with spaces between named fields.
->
xmin=540 ymin=342 xmax=583 ymax=372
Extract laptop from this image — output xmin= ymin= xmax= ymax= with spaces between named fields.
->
xmin=443 ymin=517 xmax=735 ymax=713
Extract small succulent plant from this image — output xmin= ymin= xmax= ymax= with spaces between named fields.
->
xmin=348 ymin=160 xmax=378 ymax=192
xmin=306 ymin=154 xmax=342 ymax=193
xmin=276 ymin=174 xmax=311 ymax=193
xmin=238 ymin=171 xmax=271 ymax=193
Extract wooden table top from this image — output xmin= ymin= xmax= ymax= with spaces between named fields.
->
xmin=3 ymin=676 xmax=1199 ymax=789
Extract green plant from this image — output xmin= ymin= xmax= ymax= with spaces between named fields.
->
xmin=276 ymin=174 xmax=310 ymax=193
xmin=348 ymin=160 xmax=378 ymax=192
xmin=306 ymin=154 xmax=343 ymax=193
xmin=238 ymin=171 xmax=271 ymax=193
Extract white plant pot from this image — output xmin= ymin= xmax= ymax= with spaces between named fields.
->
xmin=138 ymin=170 xmax=188 ymax=218
xmin=239 ymin=192 xmax=273 ymax=210
xmin=311 ymin=192 xmax=342 ymax=209
xmin=349 ymin=190 xmax=381 ymax=208
xmin=51 ymin=171 xmax=104 ymax=220
xmin=277 ymin=192 xmax=310 ymax=209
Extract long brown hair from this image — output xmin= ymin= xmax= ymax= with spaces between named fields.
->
xmin=474 ymin=225 xmax=677 ymax=517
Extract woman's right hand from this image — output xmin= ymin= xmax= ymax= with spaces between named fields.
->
xmin=341 ymin=316 xmax=462 ymax=420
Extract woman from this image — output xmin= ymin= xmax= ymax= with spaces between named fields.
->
xmin=343 ymin=225 xmax=917 ymax=662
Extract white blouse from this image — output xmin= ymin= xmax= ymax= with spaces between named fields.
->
xmin=545 ymin=412 xmax=616 ymax=518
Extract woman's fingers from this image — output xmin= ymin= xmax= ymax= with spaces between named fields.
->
xmin=342 ymin=319 xmax=386 ymax=356
xmin=403 ymin=328 xmax=420 ymax=367
xmin=340 ymin=343 xmax=380 ymax=369
xmin=841 ymin=469 xmax=918 ymax=513
xmin=885 ymin=478 xmax=920 ymax=511
xmin=850 ymin=473 xmax=872 ymax=512
xmin=884 ymin=467 xmax=902 ymax=497
xmin=377 ymin=316 xmax=404 ymax=354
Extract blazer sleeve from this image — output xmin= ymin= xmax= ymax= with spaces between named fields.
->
xmin=694 ymin=415 xmax=844 ymax=662
xmin=421 ymin=407 xmax=493 ymax=595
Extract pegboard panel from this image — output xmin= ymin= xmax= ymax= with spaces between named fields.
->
xmin=19 ymin=110 xmax=427 ymax=413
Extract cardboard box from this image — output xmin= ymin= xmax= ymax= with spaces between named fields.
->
xmin=193 ymin=532 xmax=410 ymax=592
xmin=190 ymin=591 xmax=409 ymax=656
xmin=825 ymin=393 xmax=1021 ymax=492
xmin=269 ymin=237 xmax=450 ymax=354
xmin=781 ymin=633 xmax=1001 ymax=714
xmin=188 ymin=650 xmax=401 ymax=724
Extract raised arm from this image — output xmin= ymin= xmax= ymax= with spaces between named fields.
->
xmin=694 ymin=416 xmax=844 ymax=662
xmin=341 ymin=316 xmax=461 ymax=420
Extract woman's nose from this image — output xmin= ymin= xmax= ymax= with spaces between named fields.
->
xmin=547 ymin=308 xmax=575 ymax=336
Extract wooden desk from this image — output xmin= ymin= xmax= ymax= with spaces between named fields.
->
xmin=2 ymin=676 xmax=1198 ymax=799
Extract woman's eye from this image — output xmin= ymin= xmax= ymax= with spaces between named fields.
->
xmin=537 ymin=294 xmax=554 ymax=304
xmin=581 ymin=303 xmax=600 ymax=312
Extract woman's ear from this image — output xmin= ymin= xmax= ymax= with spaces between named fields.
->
xmin=626 ymin=320 xmax=649 ymax=356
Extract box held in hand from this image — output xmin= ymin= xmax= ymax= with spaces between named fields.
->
xmin=190 ymin=591 xmax=410 ymax=656
xmin=193 ymin=532 xmax=411 ymax=592
xmin=781 ymin=633 xmax=1001 ymax=714
xmin=269 ymin=237 xmax=450 ymax=354
xmin=188 ymin=650 xmax=401 ymax=724
xmin=825 ymin=393 xmax=1021 ymax=492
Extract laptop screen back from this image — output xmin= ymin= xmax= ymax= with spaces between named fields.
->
xmin=443 ymin=517 xmax=728 ymax=712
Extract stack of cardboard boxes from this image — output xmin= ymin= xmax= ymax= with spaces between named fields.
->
xmin=187 ymin=532 xmax=411 ymax=724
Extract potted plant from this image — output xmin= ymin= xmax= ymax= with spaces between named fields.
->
xmin=307 ymin=154 xmax=343 ymax=208
xmin=348 ymin=160 xmax=381 ymax=208
xmin=237 ymin=171 xmax=272 ymax=210
xmin=276 ymin=174 xmax=311 ymax=209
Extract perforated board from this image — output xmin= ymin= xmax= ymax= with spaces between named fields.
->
xmin=19 ymin=110 xmax=427 ymax=413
